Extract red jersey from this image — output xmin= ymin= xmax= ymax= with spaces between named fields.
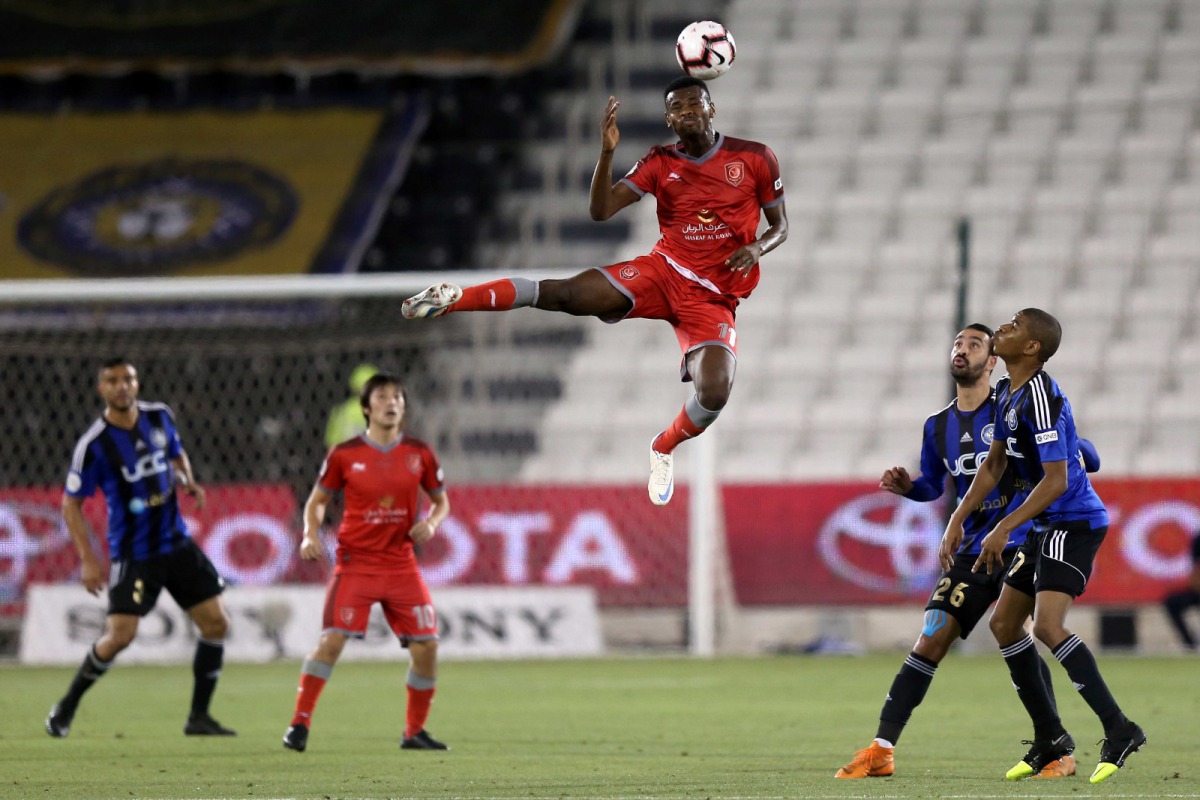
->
xmin=620 ymin=133 xmax=784 ymax=298
xmin=317 ymin=433 xmax=445 ymax=574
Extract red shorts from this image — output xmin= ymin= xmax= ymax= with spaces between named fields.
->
xmin=597 ymin=252 xmax=739 ymax=378
xmin=322 ymin=570 xmax=437 ymax=643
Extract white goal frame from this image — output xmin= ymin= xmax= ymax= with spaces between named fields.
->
xmin=1 ymin=270 xmax=725 ymax=656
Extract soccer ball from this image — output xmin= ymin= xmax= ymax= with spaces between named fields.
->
xmin=675 ymin=21 xmax=736 ymax=80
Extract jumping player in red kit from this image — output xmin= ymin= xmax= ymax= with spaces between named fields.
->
xmin=402 ymin=76 xmax=788 ymax=506
xmin=282 ymin=373 xmax=451 ymax=753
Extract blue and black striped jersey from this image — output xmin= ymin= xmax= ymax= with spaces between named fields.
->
xmin=907 ymin=391 xmax=1031 ymax=555
xmin=65 ymin=401 xmax=190 ymax=562
xmin=994 ymin=371 xmax=1108 ymax=529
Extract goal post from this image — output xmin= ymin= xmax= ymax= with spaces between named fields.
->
xmin=0 ymin=271 xmax=727 ymax=655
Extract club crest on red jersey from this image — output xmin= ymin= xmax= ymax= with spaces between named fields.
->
xmin=406 ymin=453 xmax=423 ymax=475
xmin=619 ymin=265 xmax=640 ymax=280
xmin=340 ymin=607 xmax=355 ymax=624
xmin=724 ymin=162 xmax=745 ymax=186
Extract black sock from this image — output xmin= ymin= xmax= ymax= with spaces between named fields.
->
xmin=1051 ymin=634 xmax=1127 ymax=734
xmin=1001 ymin=635 xmax=1064 ymax=741
xmin=1038 ymin=653 xmax=1058 ymax=713
xmin=190 ymin=639 xmax=224 ymax=718
xmin=1164 ymin=591 xmax=1199 ymax=649
xmin=876 ymin=651 xmax=937 ymax=745
xmin=62 ymin=645 xmax=112 ymax=708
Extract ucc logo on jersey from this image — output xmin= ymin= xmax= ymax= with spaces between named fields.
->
xmin=120 ymin=451 xmax=169 ymax=483
xmin=724 ymin=162 xmax=745 ymax=186
xmin=945 ymin=451 xmax=987 ymax=477
xmin=619 ymin=265 xmax=640 ymax=280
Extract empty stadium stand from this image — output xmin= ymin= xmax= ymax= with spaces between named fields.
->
xmin=519 ymin=0 xmax=1200 ymax=481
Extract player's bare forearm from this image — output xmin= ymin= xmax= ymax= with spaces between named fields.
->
xmin=995 ymin=460 xmax=1067 ymax=536
xmin=728 ymin=204 xmax=788 ymax=275
xmin=62 ymin=495 xmax=104 ymax=594
xmin=300 ymin=485 xmax=333 ymax=560
xmin=411 ymin=492 xmax=449 ymax=545
xmin=756 ymin=208 xmax=788 ymax=258
xmin=62 ymin=496 xmax=97 ymax=561
xmin=426 ymin=490 xmax=450 ymax=530
xmin=589 ymin=96 xmax=631 ymax=221
xmin=170 ymin=452 xmax=206 ymax=508
xmin=589 ymin=149 xmax=616 ymax=220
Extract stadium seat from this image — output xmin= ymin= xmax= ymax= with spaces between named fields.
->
xmin=519 ymin=0 xmax=1197 ymax=481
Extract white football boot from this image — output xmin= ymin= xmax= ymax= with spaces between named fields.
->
xmin=402 ymin=282 xmax=463 ymax=319
xmin=648 ymin=438 xmax=674 ymax=506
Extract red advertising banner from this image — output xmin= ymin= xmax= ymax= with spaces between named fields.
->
xmin=0 ymin=484 xmax=688 ymax=611
xmin=3 ymin=479 xmax=1195 ymax=611
xmin=723 ymin=478 xmax=1200 ymax=606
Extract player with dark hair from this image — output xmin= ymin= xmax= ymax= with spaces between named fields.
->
xmin=401 ymin=75 xmax=788 ymax=506
xmin=1163 ymin=530 xmax=1200 ymax=650
xmin=947 ymin=308 xmax=1145 ymax=784
xmin=836 ymin=324 xmax=1098 ymax=779
xmin=283 ymin=372 xmax=450 ymax=753
xmin=46 ymin=358 xmax=234 ymax=738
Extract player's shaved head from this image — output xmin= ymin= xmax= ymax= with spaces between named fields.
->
xmin=1018 ymin=308 xmax=1062 ymax=362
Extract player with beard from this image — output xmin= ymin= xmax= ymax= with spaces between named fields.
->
xmin=47 ymin=357 xmax=233 ymax=738
xmin=401 ymin=75 xmax=788 ymax=507
xmin=836 ymin=325 xmax=1098 ymax=779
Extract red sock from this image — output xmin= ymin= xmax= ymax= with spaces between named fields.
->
xmin=291 ymin=672 xmax=327 ymax=727
xmin=654 ymin=405 xmax=706 ymax=454
xmin=449 ymin=279 xmax=518 ymax=313
xmin=405 ymin=685 xmax=436 ymax=737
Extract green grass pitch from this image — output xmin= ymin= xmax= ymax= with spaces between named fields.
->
xmin=1 ymin=653 xmax=1195 ymax=799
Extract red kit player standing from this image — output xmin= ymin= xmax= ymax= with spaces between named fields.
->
xmin=402 ymin=76 xmax=788 ymax=506
xmin=283 ymin=373 xmax=451 ymax=753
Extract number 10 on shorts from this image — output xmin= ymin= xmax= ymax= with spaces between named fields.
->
xmin=413 ymin=604 xmax=437 ymax=630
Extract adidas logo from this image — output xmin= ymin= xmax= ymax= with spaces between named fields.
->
xmin=1073 ymin=682 xmax=1085 ymax=691
xmin=135 ymin=440 xmax=147 ymax=451
xmin=960 ymin=432 xmax=973 ymax=442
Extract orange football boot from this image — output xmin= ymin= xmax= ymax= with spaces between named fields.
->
xmin=1032 ymin=755 xmax=1077 ymax=778
xmin=835 ymin=742 xmax=895 ymax=778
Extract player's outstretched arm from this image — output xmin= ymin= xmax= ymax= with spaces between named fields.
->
xmin=61 ymin=495 xmax=104 ymax=596
xmin=300 ymin=486 xmax=334 ymax=561
xmin=589 ymin=96 xmax=639 ymax=221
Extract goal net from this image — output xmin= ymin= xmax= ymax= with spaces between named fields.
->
xmin=0 ymin=273 xmax=723 ymax=654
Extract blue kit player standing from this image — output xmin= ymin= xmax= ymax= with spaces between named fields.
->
xmin=836 ymin=324 xmax=1098 ymax=780
xmin=947 ymin=309 xmax=1145 ymax=783
xmin=46 ymin=357 xmax=235 ymax=738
